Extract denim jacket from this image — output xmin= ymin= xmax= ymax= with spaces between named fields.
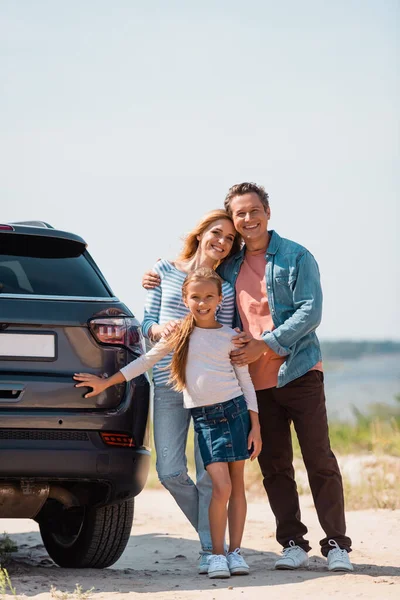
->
xmin=218 ymin=230 xmax=323 ymax=388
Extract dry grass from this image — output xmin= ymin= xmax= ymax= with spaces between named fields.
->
xmin=0 ymin=567 xmax=18 ymax=599
xmin=145 ymin=414 xmax=400 ymax=510
xmin=50 ymin=584 xmax=94 ymax=600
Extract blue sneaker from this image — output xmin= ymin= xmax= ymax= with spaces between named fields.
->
xmin=208 ymin=554 xmax=230 ymax=579
xmin=198 ymin=551 xmax=211 ymax=574
xmin=227 ymin=548 xmax=249 ymax=575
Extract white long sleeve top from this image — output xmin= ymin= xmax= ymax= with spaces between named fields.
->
xmin=140 ymin=259 xmax=235 ymax=386
xmin=120 ymin=324 xmax=258 ymax=413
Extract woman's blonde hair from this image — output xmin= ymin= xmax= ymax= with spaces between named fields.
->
xmin=166 ymin=268 xmax=223 ymax=391
xmin=177 ymin=209 xmax=241 ymax=266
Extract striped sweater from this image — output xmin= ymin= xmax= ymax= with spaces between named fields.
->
xmin=141 ymin=259 xmax=235 ymax=386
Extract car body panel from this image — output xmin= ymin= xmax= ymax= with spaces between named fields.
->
xmin=0 ymin=224 xmax=151 ymax=509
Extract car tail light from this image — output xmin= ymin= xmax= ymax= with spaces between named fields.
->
xmin=89 ymin=317 xmax=145 ymax=355
xmin=100 ymin=432 xmax=135 ymax=448
xmin=0 ymin=225 xmax=14 ymax=231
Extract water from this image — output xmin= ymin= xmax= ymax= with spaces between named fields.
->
xmin=324 ymin=354 xmax=400 ymax=422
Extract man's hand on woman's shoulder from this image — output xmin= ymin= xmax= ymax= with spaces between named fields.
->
xmin=142 ymin=269 xmax=161 ymax=290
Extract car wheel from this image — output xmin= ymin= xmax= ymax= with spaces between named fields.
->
xmin=39 ymin=498 xmax=134 ymax=568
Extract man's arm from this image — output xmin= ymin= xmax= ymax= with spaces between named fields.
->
xmin=231 ymin=251 xmax=322 ymax=365
xmin=142 ymin=270 xmax=161 ymax=290
xmin=262 ymin=251 xmax=322 ymax=356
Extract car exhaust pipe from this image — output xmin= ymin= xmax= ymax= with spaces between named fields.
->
xmin=48 ymin=486 xmax=79 ymax=509
xmin=0 ymin=482 xmax=79 ymax=518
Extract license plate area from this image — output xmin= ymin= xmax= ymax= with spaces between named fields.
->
xmin=0 ymin=332 xmax=57 ymax=361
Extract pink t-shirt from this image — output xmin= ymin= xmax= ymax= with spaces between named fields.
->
xmin=236 ymin=249 xmax=322 ymax=390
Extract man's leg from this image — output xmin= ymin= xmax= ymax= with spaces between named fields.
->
xmin=285 ymin=371 xmax=352 ymax=557
xmin=257 ymin=387 xmax=310 ymax=552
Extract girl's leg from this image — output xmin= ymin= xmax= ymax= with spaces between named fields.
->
xmin=206 ymin=462 xmax=232 ymax=555
xmin=153 ymin=385 xmax=199 ymax=531
xmin=227 ymin=461 xmax=247 ymax=551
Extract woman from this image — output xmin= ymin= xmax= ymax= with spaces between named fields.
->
xmin=141 ymin=209 xmax=241 ymax=573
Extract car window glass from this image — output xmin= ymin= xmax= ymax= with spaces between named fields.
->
xmin=0 ymin=233 xmax=111 ymax=297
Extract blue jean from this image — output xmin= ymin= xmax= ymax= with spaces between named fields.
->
xmin=153 ymin=384 xmax=213 ymax=551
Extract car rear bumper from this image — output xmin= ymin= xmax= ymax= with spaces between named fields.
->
xmin=0 ymin=435 xmax=151 ymax=505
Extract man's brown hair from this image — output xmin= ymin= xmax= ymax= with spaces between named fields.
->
xmin=224 ymin=182 xmax=270 ymax=216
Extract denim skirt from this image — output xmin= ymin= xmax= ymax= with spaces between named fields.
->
xmin=191 ymin=395 xmax=251 ymax=467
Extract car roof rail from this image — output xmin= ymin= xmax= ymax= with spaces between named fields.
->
xmin=9 ymin=221 xmax=55 ymax=229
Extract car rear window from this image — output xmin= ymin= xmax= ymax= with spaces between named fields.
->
xmin=0 ymin=233 xmax=112 ymax=297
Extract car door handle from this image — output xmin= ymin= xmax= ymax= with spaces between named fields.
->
xmin=0 ymin=383 xmax=25 ymax=402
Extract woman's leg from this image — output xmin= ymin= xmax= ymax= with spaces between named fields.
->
xmin=227 ymin=461 xmax=247 ymax=551
xmin=153 ymin=385 xmax=199 ymax=531
xmin=206 ymin=462 xmax=232 ymax=555
xmin=194 ymin=428 xmax=213 ymax=551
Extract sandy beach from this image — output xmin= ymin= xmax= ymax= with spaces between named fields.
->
xmin=1 ymin=488 xmax=399 ymax=599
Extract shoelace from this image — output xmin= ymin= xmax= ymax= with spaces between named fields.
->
xmin=281 ymin=540 xmax=302 ymax=556
xmin=328 ymin=539 xmax=348 ymax=559
xmin=228 ymin=548 xmax=244 ymax=564
xmin=210 ymin=554 xmax=228 ymax=569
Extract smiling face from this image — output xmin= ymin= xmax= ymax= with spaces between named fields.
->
xmin=229 ymin=192 xmax=270 ymax=246
xmin=184 ymin=279 xmax=222 ymax=327
xmin=196 ymin=218 xmax=236 ymax=264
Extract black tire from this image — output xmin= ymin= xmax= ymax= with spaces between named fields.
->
xmin=39 ymin=499 xmax=134 ymax=568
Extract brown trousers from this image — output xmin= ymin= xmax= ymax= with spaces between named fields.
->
xmin=256 ymin=370 xmax=352 ymax=556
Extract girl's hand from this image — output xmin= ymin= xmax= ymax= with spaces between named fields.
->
xmin=142 ymin=270 xmax=161 ymax=290
xmin=73 ymin=373 xmax=108 ymax=398
xmin=248 ymin=426 xmax=262 ymax=461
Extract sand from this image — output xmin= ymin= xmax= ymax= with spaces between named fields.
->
xmin=1 ymin=489 xmax=399 ymax=599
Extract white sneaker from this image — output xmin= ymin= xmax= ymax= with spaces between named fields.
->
xmin=208 ymin=554 xmax=230 ymax=579
xmin=227 ymin=548 xmax=249 ymax=575
xmin=198 ymin=552 xmax=211 ymax=575
xmin=274 ymin=540 xmax=309 ymax=570
xmin=327 ymin=540 xmax=354 ymax=572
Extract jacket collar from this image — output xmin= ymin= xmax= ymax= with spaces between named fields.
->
xmin=265 ymin=230 xmax=281 ymax=255
xmin=235 ymin=230 xmax=281 ymax=259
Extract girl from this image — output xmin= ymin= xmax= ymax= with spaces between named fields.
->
xmin=139 ymin=209 xmax=240 ymax=574
xmin=74 ymin=268 xmax=262 ymax=579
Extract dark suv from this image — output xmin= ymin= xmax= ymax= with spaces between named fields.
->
xmin=0 ymin=222 xmax=150 ymax=568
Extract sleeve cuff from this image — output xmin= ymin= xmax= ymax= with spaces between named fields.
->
xmin=261 ymin=331 xmax=291 ymax=357
xmin=120 ymin=365 xmax=134 ymax=381
xmin=141 ymin=321 xmax=153 ymax=338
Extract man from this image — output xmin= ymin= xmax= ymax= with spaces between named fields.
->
xmin=217 ymin=182 xmax=352 ymax=571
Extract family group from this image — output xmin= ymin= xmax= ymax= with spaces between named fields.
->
xmin=74 ymin=182 xmax=353 ymax=579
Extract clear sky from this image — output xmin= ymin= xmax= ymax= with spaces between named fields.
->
xmin=1 ymin=1 xmax=399 ymax=340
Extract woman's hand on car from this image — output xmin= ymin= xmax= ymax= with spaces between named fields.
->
xmin=142 ymin=270 xmax=161 ymax=290
xmin=73 ymin=373 xmax=108 ymax=398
